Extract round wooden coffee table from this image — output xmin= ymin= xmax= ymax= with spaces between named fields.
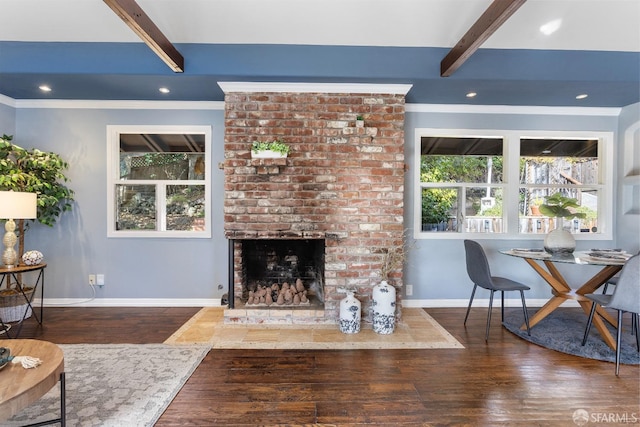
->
xmin=0 ymin=339 xmax=65 ymax=425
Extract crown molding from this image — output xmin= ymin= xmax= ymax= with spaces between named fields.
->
xmin=7 ymin=99 xmax=225 ymax=110
xmin=1 ymin=93 xmax=623 ymax=117
xmin=217 ymin=81 xmax=413 ymax=95
xmin=405 ymin=103 xmax=622 ymax=116
xmin=0 ymin=93 xmax=17 ymax=108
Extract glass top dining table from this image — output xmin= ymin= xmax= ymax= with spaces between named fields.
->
xmin=500 ymin=248 xmax=632 ymax=350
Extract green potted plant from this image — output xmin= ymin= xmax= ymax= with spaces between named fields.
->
xmin=251 ymin=139 xmax=290 ymax=159
xmin=539 ymin=193 xmax=586 ymax=254
xmin=530 ymin=197 xmax=543 ymax=216
xmin=355 ymin=115 xmax=365 ymax=128
xmin=0 ymin=134 xmax=74 ymax=281
xmin=0 ymin=135 xmax=74 ymax=321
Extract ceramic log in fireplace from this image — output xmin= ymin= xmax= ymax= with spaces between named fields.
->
xmin=241 ymin=239 xmax=324 ymax=308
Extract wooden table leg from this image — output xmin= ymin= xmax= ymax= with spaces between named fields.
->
xmin=521 ymin=296 xmax=566 ymax=330
xmin=518 ymin=260 xmax=621 ymax=350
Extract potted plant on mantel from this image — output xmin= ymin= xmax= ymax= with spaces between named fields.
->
xmin=250 ymin=140 xmax=290 ymax=159
xmin=539 ymin=193 xmax=586 ymax=254
xmin=0 ymin=134 xmax=74 ymax=320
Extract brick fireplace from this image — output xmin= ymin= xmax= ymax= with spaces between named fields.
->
xmin=220 ymin=82 xmax=410 ymax=325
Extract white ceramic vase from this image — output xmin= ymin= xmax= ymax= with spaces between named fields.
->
xmin=372 ymin=280 xmax=396 ymax=334
xmin=339 ymin=291 xmax=361 ymax=334
xmin=544 ymin=222 xmax=576 ymax=254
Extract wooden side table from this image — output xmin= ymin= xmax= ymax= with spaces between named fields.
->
xmin=0 ymin=264 xmax=46 ymax=338
xmin=0 ymin=339 xmax=65 ymax=426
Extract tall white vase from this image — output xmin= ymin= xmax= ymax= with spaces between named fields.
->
xmin=372 ymin=280 xmax=396 ymax=334
xmin=339 ymin=291 xmax=361 ymax=334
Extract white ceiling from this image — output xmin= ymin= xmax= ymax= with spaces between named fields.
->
xmin=2 ymin=0 xmax=639 ymax=51
xmin=1 ymin=0 xmax=638 ymax=106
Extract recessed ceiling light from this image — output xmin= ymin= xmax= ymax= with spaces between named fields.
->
xmin=466 ymin=92 xmax=477 ymax=98
xmin=159 ymin=87 xmax=170 ymax=94
xmin=542 ymin=149 xmax=552 ymax=154
xmin=576 ymin=94 xmax=588 ymax=100
xmin=38 ymin=85 xmax=52 ymax=92
xmin=540 ymin=19 xmax=562 ymax=35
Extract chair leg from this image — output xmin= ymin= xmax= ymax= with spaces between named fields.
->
xmin=464 ymin=284 xmax=477 ymax=326
xmin=501 ymin=291 xmax=505 ymax=322
xmin=519 ymin=290 xmax=531 ymax=336
xmin=582 ymin=301 xmax=598 ymax=346
xmin=616 ymin=310 xmax=623 ymax=376
xmin=633 ymin=313 xmax=640 ymax=352
xmin=485 ymin=290 xmax=495 ymax=341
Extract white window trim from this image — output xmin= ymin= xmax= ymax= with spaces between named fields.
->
xmin=107 ymin=125 xmax=212 ymax=238
xmin=413 ymin=128 xmax=614 ymax=241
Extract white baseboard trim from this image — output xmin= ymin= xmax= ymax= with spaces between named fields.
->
xmin=37 ymin=298 xmax=224 ymax=308
xmin=402 ymin=299 xmax=581 ymax=308
xmin=35 ymin=298 xmax=580 ymax=309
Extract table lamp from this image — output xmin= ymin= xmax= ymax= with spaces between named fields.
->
xmin=0 ymin=191 xmax=38 ymax=267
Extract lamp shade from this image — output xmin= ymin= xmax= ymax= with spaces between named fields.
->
xmin=0 ymin=191 xmax=38 ymax=219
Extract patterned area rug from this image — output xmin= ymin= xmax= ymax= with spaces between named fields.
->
xmin=3 ymin=344 xmax=210 ymax=427
xmin=165 ymin=307 xmax=464 ymax=350
xmin=503 ymin=309 xmax=640 ymax=364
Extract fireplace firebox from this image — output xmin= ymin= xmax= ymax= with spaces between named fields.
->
xmin=238 ymin=239 xmax=325 ymax=308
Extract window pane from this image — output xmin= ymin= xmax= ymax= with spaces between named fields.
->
xmin=519 ymin=138 xmax=598 ymax=185
xmin=464 ymin=187 xmax=503 ymax=233
xmin=119 ymin=133 xmax=206 ymax=181
xmin=421 ymin=136 xmax=503 ymax=184
xmin=120 ymin=153 xmax=205 ymax=180
xmin=166 ymin=185 xmax=206 ymax=231
xmin=518 ymin=187 xmax=599 ymax=234
xmin=116 ymin=184 xmax=156 ymax=230
xmin=421 ymin=187 xmax=458 ymax=232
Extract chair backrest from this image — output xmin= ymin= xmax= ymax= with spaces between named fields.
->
xmin=608 ymin=254 xmax=640 ymax=314
xmin=463 ymin=240 xmax=494 ymax=289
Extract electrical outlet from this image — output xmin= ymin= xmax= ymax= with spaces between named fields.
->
xmin=96 ymin=274 xmax=105 ymax=287
xmin=89 ymin=274 xmax=96 ymax=286
xmin=405 ymin=284 xmax=413 ymax=296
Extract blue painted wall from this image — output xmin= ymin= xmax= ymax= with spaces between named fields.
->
xmin=0 ymin=101 xmax=15 ymax=136
xmin=6 ymin=105 xmax=227 ymax=303
xmin=403 ymin=107 xmax=633 ymax=304
xmin=616 ymin=103 xmax=640 ymax=255
xmin=1 ymin=101 xmax=638 ymax=306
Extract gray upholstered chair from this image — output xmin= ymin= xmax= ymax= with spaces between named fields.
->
xmin=602 ymin=252 xmax=639 ymax=336
xmin=601 ymin=276 xmax=618 ymax=294
xmin=582 ymin=254 xmax=640 ymax=375
xmin=463 ymin=240 xmax=531 ymax=341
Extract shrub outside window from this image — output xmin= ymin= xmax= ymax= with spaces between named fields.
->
xmin=107 ymin=126 xmax=211 ymax=238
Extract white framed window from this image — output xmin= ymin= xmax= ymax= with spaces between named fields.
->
xmin=414 ymin=128 xmax=613 ymax=240
xmin=107 ymin=125 xmax=212 ymax=238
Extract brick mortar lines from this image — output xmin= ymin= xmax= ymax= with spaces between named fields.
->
xmin=224 ymin=91 xmax=406 ymax=323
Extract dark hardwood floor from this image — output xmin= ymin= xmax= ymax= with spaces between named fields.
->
xmin=8 ymin=306 xmax=640 ymax=426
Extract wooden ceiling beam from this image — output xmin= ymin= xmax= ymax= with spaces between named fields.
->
xmin=103 ymin=0 xmax=184 ymax=72
xmin=441 ymin=0 xmax=526 ymax=77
